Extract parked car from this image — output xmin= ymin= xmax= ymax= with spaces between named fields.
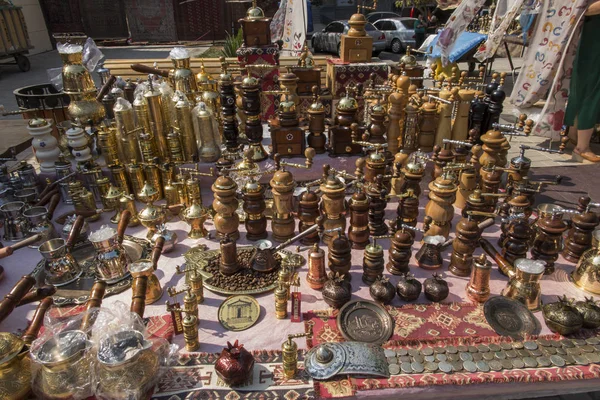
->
xmin=366 ymin=11 xmax=401 ymax=23
xmin=311 ymin=20 xmax=387 ymax=56
xmin=373 ymin=18 xmax=417 ymax=54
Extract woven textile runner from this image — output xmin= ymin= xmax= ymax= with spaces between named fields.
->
xmin=153 ymin=350 xmax=315 ymax=399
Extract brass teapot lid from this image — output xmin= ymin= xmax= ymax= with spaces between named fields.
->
xmin=0 ymin=333 xmax=23 ymax=365
xmin=28 ymin=118 xmax=49 ymax=128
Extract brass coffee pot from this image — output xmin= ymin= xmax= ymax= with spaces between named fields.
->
xmin=88 ymin=211 xmax=132 ymax=284
xmin=181 ymin=198 xmax=210 ymax=239
xmin=572 ymin=246 xmax=600 ymax=295
xmin=137 ymin=181 xmax=167 ymax=240
xmin=128 ymin=236 xmax=165 ymax=304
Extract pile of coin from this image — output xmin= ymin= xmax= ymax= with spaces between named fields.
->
xmin=385 ymin=336 xmax=600 ymax=375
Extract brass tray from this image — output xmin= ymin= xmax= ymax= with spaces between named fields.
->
xmin=31 ymin=235 xmax=151 ymax=306
xmin=337 ymin=300 xmax=394 ymax=345
xmin=483 ymin=296 xmax=541 ymax=339
xmin=184 ymin=245 xmax=303 ymax=296
xmin=218 ymin=295 xmax=261 ymax=331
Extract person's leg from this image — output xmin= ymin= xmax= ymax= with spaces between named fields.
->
xmin=574 ymin=127 xmax=600 ymax=162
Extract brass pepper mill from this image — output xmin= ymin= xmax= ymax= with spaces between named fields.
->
xmin=212 ymin=172 xmax=240 ymax=240
xmin=176 ymin=264 xmax=204 ymax=303
xmin=531 ymin=210 xmax=568 ymax=274
xmin=306 ymin=242 xmax=327 ymax=290
xmin=282 ymin=330 xmax=312 ymax=379
xmin=119 ymin=192 xmax=140 ymax=227
xmin=182 ymin=310 xmax=200 ymax=351
xmin=275 ymin=281 xmax=289 ymax=319
xmin=328 ymin=229 xmax=352 ymax=281
xmin=347 ymin=184 xmax=370 ymax=249
xmin=219 ymin=234 xmax=240 ymax=276
xmin=465 ymin=254 xmax=492 ymax=303
xmin=362 ymin=237 xmax=385 ymax=285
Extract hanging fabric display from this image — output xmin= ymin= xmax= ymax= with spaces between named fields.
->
xmin=474 ymin=0 xmax=525 ymax=62
xmin=437 ymin=0 xmax=487 ymax=66
xmin=271 ymin=0 xmax=307 ymax=56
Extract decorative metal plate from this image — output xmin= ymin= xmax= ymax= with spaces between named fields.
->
xmin=305 ymin=342 xmax=346 ymax=380
xmin=184 ymin=244 xmax=304 ymax=296
xmin=337 ymin=300 xmax=394 ymax=345
xmin=484 ymin=296 xmax=541 ymax=339
xmin=217 ymin=295 xmax=261 ymax=331
xmin=305 ymin=342 xmax=389 ymax=380
xmin=31 ymin=235 xmax=151 ymax=306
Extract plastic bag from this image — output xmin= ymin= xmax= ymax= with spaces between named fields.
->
xmin=83 ymin=37 xmax=104 ymax=73
xmin=57 ymin=42 xmax=83 ymax=54
xmin=169 ymin=46 xmax=190 ymax=60
xmin=47 ymin=67 xmax=63 ymax=91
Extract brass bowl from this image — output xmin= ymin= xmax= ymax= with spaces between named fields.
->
xmin=483 ymin=296 xmax=541 ymax=339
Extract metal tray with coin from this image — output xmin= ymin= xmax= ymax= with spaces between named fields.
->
xmin=337 ymin=300 xmax=394 ymax=345
xmin=484 ymin=296 xmax=541 ymax=339
xmin=31 ymin=235 xmax=151 ymax=306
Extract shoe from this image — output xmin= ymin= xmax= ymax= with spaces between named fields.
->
xmin=572 ymin=150 xmax=600 ymax=163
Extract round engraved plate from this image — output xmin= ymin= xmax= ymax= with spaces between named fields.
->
xmin=337 ymin=300 xmax=394 ymax=344
xmin=218 ymin=295 xmax=261 ymax=331
xmin=484 ymin=296 xmax=541 ymax=339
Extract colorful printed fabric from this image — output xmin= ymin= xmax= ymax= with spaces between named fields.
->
xmin=271 ymin=0 xmax=308 ymax=57
xmin=474 ymin=0 xmax=525 ymax=62
xmin=509 ymin=0 xmax=588 ymax=139
xmin=437 ymin=0 xmax=487 ymax=66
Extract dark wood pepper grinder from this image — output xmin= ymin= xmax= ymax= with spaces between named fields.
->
xmin=218 ymin=57 xmax=239 ymax=152
xmin=362 ymin=237 xmax=385 ymax=285
xmin=298 ymin=189 xmax=320 ymax=245
xmin=531 ymin=210 xmax=568 ymax=274
xmin=307 ymin=85 xmax=327 ymax=153
xmin=320 ymin=166 xmax=348 ymax=245
xmin=396 ymin=188 xmax=420 ymax=228
xmin=242 ymin=176 xmax=267 ymax=241
xmin=328 ymin=229 xmax=353 ymax=281
xmin=479 ymin=162 xmax=503 ymax=211
xmin=563 ymin=196 xmax=600 ymax=262
xmin=241 ymin=74 xmax=268 ymax=161
xmin=366 ymin=174 xmax=389 ymax=236
xmin=501 ymin=214 xmax=533 ymax=266
xmin=348 ymin=184 xmax=371 ymax=249
xmin=387 ymin=222 xmax=415 ymax=275
xmin=448 ymin=214 xmax=483 ymax=277
xmin=220 ymin=233 xmax=240 ymax=276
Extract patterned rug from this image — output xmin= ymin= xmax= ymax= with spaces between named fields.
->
xmin=153 ymin=350 xmax=315 ymax=399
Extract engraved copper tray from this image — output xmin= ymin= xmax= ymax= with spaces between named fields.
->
xmin=218 ymin=295 xmax=261 ymax=331
xmin=484 ymin=296 xmax=541 ymax=339
xmin=31 ymin=235 xmax=151 ymax=306
xmin=337 ymin=300 xmax=394 ymax=345
xmin=184 ymin=245 xmax=302 ymax=295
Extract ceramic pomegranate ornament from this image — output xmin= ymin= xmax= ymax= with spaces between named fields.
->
xmin=396 ymin=272 xmax=422 ymax=302
xmin=423 ymin=273 xmax=449 ymax=302
xmin=369 ymin=276 xmax=395 ymax=304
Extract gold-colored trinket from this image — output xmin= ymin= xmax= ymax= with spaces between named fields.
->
xmin=217 ymin=295 xmax=261 ymax=331
xmin=282 ymin=329 xmax=312 ymax=379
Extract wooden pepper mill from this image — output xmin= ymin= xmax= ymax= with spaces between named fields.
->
xmin=424 ymin=171 xmax=458 ymax=238
xmin=396 ymin=188 xmax=420 ymax=228
xmin=479 ymin=162 xmax=503 ymax=210
xmin=563 ymin=197 xmax=599 ymax=262
xmin=366 ymin=174 xmax=389 ymax=236
xmin=448 ymin=214 xmax=483 ymax=277
xmin=320 ymin=167 xmax=348 ymax=245
xmin=219 ymin=234 xmax=240 ymax=276
xmin=270 ymin=156 xmax=297 ymax=242
xmin=479 ymin=129 xmax=506 ymax=168
xmin=242 ymin=176 xmax=267 ymax=241
xmin=348 ymin=184 xmax=370 ymax=249
xmin=462 ymin=189 xmax=489 ymax=222
xmin=531 ymin=211 xmax=568 ymax=274
xmin=432 ymin=145 xmax=455 ymax=180
xmin=362 ymin=237 xmax=385 ymax=285
xmin=298 ymin=190 xmax=320 ymax=245
xmin=211 ymin=172 xmax=239 ymax=240
xmin=387 ymin=89 xmax=405 ymax=155
xmin=218 ymin=57 xmax=239 ymax=152
xmin=307 ymin=85 xmax=327 ymax=153
xmin=418 ymin=99 xmax=437 ymax=152
xmin=387 ymin=224 xmax=414 ymax=275
xmin=328 ymin=86 xmax=362 ymax=156
xmin=398 ymin=155 xmax=425 ymax=198
xmin=501 ymin=214 xmax=533 ymax=266
xmin=453 ymin=161 xmax=477 ymax=210
xmin=328 ymin=229 xmax=353 ymax=281
xmin=242 ymin=74 xmax=268 ymax=161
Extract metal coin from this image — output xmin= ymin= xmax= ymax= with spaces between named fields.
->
xmin=550 ymin=355 xmax=566 ymax=367
xmin=446 ymin=345 xmax=458 ymax=354
xmin=477 ymin=344 xmax=490 ymax=353
xmin=585 ymin=353 xmax=600 ymax=364
xmin=411 ymin=361 xmax=425 ymax=373
xmin=408 ymin=349 xmax=420 ymax=357
xmin=476 ymin=361 xmax=490 ymax=372
xmin=397 ymin=348 xmax=408 ymax=356
xmin=580 ymin=345 xmax=595 ymax=353
xmin=489 ymin=360 xmax=503 ymax=371
xmin=439 ymin=361 xmax=453 ymax=373
xmin=472 ymin=353 xmax=483 ymax=361
xmin=574 ymin=355 xmax=589 ymax=365
xmin=501 ymin=359 xmax=513 ymax=369
xmin=413 ymin=354 xmax=425 ymax=364
xmin=563 ymin=355 xmax=575 ymax=365
xmin=385 ymin=349 xmax=397 ymax=358
xmin=523 ymin=357 xmax=537 ymax=368
xmin=463 ymin=360 xmax=477 ymax=373
xmin=542 ymin=347 xmax=557 ymax=355
xmin=560 ymin=339 xmax=575 ymax=348
xmin=468 ymin=345 xmax=479 ymax=353
xmin=436 ymin=353 xmax=447 ymax=362
xmin=556 ymin=348 xmax=567 ymax=355
xmin=422 ymin=347 xmax=434 ymax=356
xmin=505 ymin=350 xmax=518 ymax=358
xmin=452 ymin=361 xmax=464 ymax=372
xmin=512 ymin=341 xmax=524 ymax=349
xmin=538 ymin=339 xmax=551 ymax=347
xmin=585 ymin=337 xmax=600 ymax=345
xmin=524 ymin=341 xmax=538 ymax=350
xmin=488 ymin=343 xmax=501 ymax=352
xmin=447 ymin=353 xmax=460 ymax=362
xmin=549 ymin=340 xmax=562 ymax=348
xmin=517 ymin=349 xmax=530 ymax=357
xmin=495 ymin=351 xmax=507 ymax=360
xmin=457 ymin=345 xmax=469 ymax=353
xmin=500 ymin=342 xmax=513 ymax=351
xmin=389 ymin=364 xmax=401 ymax=375
xmin=530 ymin=349 xmax=543 ymax=357
xmin=536 ymin=356 xmax=551 ymax=367
xmin=424 ymin=361 xmax=439 ymax=372
xmin=424 ymin=355 xmax=436 ymax=362
xmin=460 ymin=352 xmax=473 ymax=362
xmin=511 ymin=358 xmax=525 ymax=369
xmin=400 ymin=355 xmax=412 ymax=363
xmin=594 ymin=344 xmax=600 ymax=352
xmin=566 ymin=347 xmax=582 ymax=355
xmin=387 ymin=356 xmax=398 ymax=364
xmin=433 ymin=347 xmax=445 ymax=354
xmin=573 ymin=339 xmax=587 ymax=346
xmin=482 ymin=352 xmax=495 ymax=361
xmin=401 ymin=362 xmax=413 ymax=374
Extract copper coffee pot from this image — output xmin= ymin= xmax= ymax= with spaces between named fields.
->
xmin=129 ymin=236 xmax=165 ymax=305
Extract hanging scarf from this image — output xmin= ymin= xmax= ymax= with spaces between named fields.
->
xmin=437 ymin=0 xmax=487 ymax=66
xmin=474 ymin=0 xmax=525 ymax=62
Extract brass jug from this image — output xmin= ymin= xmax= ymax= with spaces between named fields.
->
xmin=88 ymin=218 xmax=131 ymax=284
xmin=38 ymin=238 xmax=82 ymax=286
xmin=572 ymin=246 xmax=600 ymax=295
xmin=181 ymin=198 xmax=209 ymax=238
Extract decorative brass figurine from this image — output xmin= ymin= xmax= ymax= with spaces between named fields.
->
xmin=424 ymin=273 xmax=449 ymax=302
xmin=573 ymin=297 xmax=600 ymax=329
xmin=542 ymin=296 xmax=583 ymax=336
xmin=465 ymin=254 xmax=492 ymax=303
xmin=369 ymin=276 xmax=395 ymax=305
xmin=396 ymin=272 xmax=421 ymax=301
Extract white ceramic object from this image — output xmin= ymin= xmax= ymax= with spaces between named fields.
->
xmin=66 ymin=125 xmax=92 ymax=163
xmin=28 ymin=118 xmax=60 ymax=173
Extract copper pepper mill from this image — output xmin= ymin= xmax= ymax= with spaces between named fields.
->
xmin=347 ymin=184 xmax=370 ymax=249
xmin=328 ymin=229 xmax=353 ymax=281
xmin=306 ymin=242 xmax=327 ymax=290
xmin=563 ymin=197 xmax=599 ymax=263
xmin=465 ymin=254 xmax=492 ymax=303
xmin=531 ymin=210 xmax=568 ymax=274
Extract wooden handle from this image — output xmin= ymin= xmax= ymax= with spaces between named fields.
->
xmin=0 ymin=246 xmax=14 ymax=259
xmin=21 ymin=297 xmax=53 ymax=344
xmin=117 ymin=210 xmax=131 ymax=244
xmin=10 ymin=234 xmax=43 ymax=252
xmin=17 ymin=285 xmax=56 ymax=307
xmin=46 ymin=193 xmax=61 ymax=220
xmin=130 ymin=275 xmax=148 ymax=318
xmin=479 ymin=238 xmax=514 ymax=277
xmin=0 ymin=275 xmax=36 ymax=323
xmin=80 ymin=280 xmax=108 ymax=331
xmin=130 ymin=63 xmax=170 ymax=78
xmin=37 ymin=180 xmax=58 ymax=201
xmin=151 ymin=236 xmax=165 ymax=270
xmin=65 ymin=215 xmax=85 ymax=252
xmin=96 ymin=75 xmax=117 ymax=102
xmin=34 ymin=188 xmax=59 ymax=207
